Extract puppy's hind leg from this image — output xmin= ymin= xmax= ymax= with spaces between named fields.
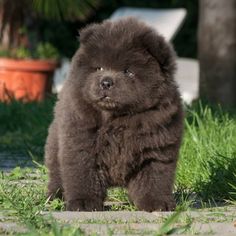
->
xmin=45 ymin=121 xmax=63 ymax=199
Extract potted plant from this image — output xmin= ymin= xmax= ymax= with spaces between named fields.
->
xmin=0 ymin=0 xmax=100 ymax=102
xmin=0 ymin=42 xmax=59 ymax=102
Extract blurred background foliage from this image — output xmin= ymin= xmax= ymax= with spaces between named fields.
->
xmin=33 ymin=0 xmax=102 ymax=21
xmin=35 ymin=0 xmax=198 ymax=58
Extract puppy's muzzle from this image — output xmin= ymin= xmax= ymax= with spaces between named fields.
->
xmin=100 ymin=77 xmax=114 ymax=90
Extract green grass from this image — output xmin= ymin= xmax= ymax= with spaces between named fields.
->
xmin=177 ymin=102 xmax=236 ymax=201
xmin=0 ymin=98 xmax=236 ymax=234
xmin=0 ymin=96 xmax=55 ymax=158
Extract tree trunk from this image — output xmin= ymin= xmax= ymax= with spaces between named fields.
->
xmin=198 ymin=0 xmax=236 ymax=107
xmin=0 ymin=0 xmax=26 ymax=49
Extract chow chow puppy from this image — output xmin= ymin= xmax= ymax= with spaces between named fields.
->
xmin=45 ymin=17 xmax=184 ymax=212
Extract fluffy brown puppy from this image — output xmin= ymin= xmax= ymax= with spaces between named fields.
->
xmin=45 ymin=17 xmax=184 ymax=212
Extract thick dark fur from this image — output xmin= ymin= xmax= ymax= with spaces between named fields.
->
xmin=45 ymin=17 xmax=184 ymax=212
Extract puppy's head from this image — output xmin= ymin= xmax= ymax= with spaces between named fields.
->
xmin=72 ymin=17 xmax=176 ymax=114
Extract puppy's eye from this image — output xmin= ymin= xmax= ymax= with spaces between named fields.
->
xmin=124 ymin=69 xmax=135 ymax=78
xmin=96 ymin=67 xmax=104 ymax=71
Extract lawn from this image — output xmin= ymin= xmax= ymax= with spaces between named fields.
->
xmin=0 ymin=96 xmax=56 ymax=159
xmin=0 ymin=98 xmax=236 ymax=235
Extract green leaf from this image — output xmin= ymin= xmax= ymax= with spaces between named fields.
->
xmin=33 ymin=0 xmax=101 ymax=21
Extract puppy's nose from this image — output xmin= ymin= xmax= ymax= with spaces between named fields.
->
xmin=100 ymin=77 xmax=113 ymax=89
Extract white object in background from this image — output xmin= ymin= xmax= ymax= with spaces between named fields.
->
xmin=110 ymin=7 xmax=187 ymax=41
xmin=175 ymin=58 xmax=199 ymax=104
xmin=53 ymin=58 xmax=70 ymax=93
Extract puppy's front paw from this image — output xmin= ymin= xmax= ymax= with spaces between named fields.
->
xmin=154 ymin=196 xmax=176 ymax=212
xmin=136 ymin=195 xmax=176 ymax=212
xmin=66 ymin=198 xmax=103 ymax=211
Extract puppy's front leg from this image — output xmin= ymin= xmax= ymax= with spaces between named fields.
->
xmin=127 ymin=160 xmax=176 ymax=212
xmin=59 ymin=123 xmax=106 ymax=211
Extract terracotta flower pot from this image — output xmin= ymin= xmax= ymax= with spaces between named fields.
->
xmin=0 ymin=58 xmax=58 ymax=102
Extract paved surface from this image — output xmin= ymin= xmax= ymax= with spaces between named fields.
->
xmin=0 ymin=152 xmax=34 ymax=171
xmin=0 ymin=211 xmax=27 ymax=234
xmin=0 ymin=222 xmax=27 ymax=234
xmin=49 ymin=209 xmax=236 ymax=235
xmin=53 ymin=222 xmax=235 ymax=236
xmin=0 ymin=207 xmax=236 ymax=235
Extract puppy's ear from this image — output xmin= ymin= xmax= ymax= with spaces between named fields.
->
xmin=79 ymin=23 xmax=99 ymax=44
xmin=141 ymin=30 xmax=176 ymax=76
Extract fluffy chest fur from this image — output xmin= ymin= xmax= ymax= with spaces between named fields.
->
xmin=95 ymin=106 xmax=182 ymax=186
